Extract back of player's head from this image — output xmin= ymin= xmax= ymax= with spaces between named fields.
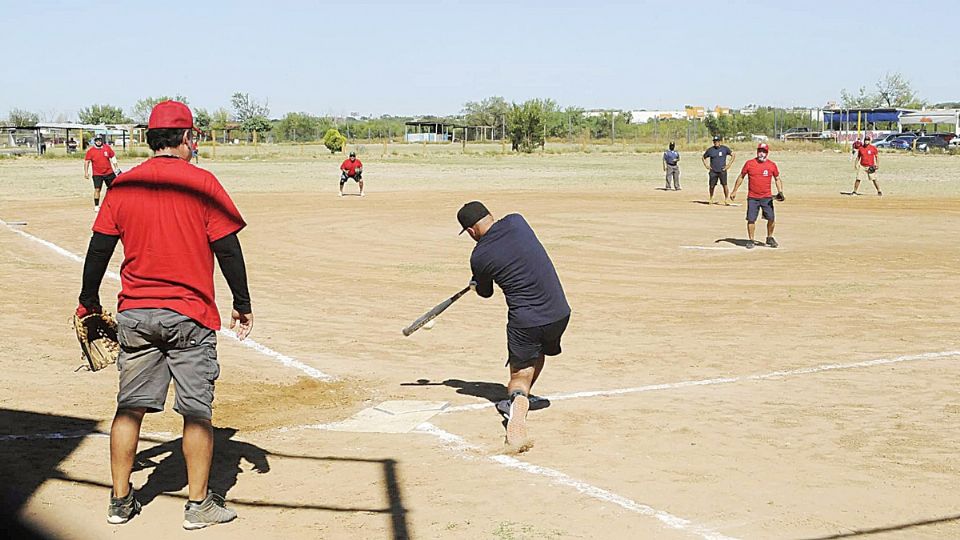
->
xmin=864 ymin=136 xmax=871 ymax=142
xmin=668 ymin=142 xmax=675 ymax=150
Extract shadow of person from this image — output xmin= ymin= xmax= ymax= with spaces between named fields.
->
xmin=715 ymin=237 xmax=755 ymax=247
xmin=442 ymin=379 xmax=507 ymax=402
xmin=133 ymin=427 xmax=269 ymax=505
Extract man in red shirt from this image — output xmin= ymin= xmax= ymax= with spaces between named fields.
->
xmin=339 ymin=151 xmax=364 ymax=197
xmin=84 ymin=136 xmax=120 ymax=212
xmin=730 ymin=143 xmax=784 ymax=249
xmin=851 ymin=136 xmax=881 ymax=196
xmin=76 ymin=101 xmax=253 ymax=529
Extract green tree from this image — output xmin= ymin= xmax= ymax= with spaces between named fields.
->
xmin=507 ymin=99 xmax=546 ymax=153
xmin=78 ymin=104 xmax=129 ymax=124
xmin=210 ymin=108 xmax=231 ymax=131
xmin=230 ymin=92 xmax=270 ymax=122
xmin=704 ymin=114 xmax=736 ymax=139
xmin=463 ymin=96 xmax=510 ymax=137
xmin=7 ymin=108 xmax=39 ymax=127
xmin=131 ymin=95 xmax=189 ymax=123
xmin=841 ymin=72 xmax=925 ymax=109
xmin=194 ymin=108 xmax=212 ymax=134
xmin=276 ymin=112 xmax=322 ymax=142
xmin=323 ymin=128 xmax=346 ymax=153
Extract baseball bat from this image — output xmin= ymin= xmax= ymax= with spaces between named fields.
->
xmin=402 ymin=285 xmax=472 ymax=337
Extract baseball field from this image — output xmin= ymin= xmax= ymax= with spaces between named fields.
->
xmin=1 ymin=144 xmax=958 ymax=539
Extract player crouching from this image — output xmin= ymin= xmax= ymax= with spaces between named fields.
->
xmin=730 ymin=143 xmax=784 ymax=249
xmin=339 ymin=152 xmax=364 ymax=197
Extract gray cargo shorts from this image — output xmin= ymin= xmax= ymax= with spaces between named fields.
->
xmin=115 ymin=308 xmax=220 ymax=420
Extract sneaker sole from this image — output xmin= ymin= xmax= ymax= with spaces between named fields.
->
xmin=183 ymin=517 xmax=236 ymax=530
xmin=505 ymin=395 xmax=529 ymax=446
xmin=107 ymin=515 xmax=131 ymax=525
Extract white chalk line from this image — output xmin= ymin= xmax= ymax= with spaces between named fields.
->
xmin=0 ymin=218 xmax=335 ymax=381
xmin=443 ymin=350 xmax=960 ymax=413
xmin=413 ymin=423 xmax=734 ymax=540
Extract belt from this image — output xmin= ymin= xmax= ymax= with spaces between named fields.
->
xmin=666 ymin=162 xmax=678 ymax=166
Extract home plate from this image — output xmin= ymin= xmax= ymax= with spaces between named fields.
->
xmin=326 ymin=401 xmax=450 ymax=433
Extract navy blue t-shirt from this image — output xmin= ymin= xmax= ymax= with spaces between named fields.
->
xmin=703 ymin=145 xmax=732 ymax=172
xmin=470 ymin=213 xmax=570 ymax=328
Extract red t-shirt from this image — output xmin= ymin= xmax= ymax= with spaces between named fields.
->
xmin=739 ymin=158 xmax=780 ymax=199
xmin=85 ymin=144 xmax=116 ymax=176
xmin=340 ymin=158 xmax=362 ymax=176
xmin=857 ymin=145 xmax=878 ymax=167
xmin=92 ymin=157 xmax=246 ymax=330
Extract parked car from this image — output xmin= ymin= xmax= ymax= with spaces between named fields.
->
xmin=949 ymin=137 xmax=960 ymax=148
xmin=932 ymin=133 xmax=956 ymax=144
xmin=915 ymin=136 xmax=949 ymax=152
xmin=890 ymin=135 xmax=918 ymax=150
xmin=872 ymin=133 xmax=916 ymax=147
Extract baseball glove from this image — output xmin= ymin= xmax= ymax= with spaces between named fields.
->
xmin=775 ymin=192 xmax=785 ymax=202
xmin=866 ymin=166 xmax=877 ymax=174
xmin=73 ymin=311 xmax=120 ymax=372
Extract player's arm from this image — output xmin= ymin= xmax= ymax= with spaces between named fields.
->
xmin=84 ymin=159 xmax=91 ymax=178
xmin=702 ymin=153 xmax=710 ymax=170
xmin=874 ymin=152 xmax=879 ymax=169
xmin=78 ymin=232 xmax=119 ymax=313
xmin=774 ymin=175 xmax=783 ymax=196
xmin=211 ymin=233 xmax=253 ymax=340
xmin=725 ymin=150 xmax=735 ymax=171
xmin=662 ymin=154 xmax=667 ymax=171
xmin=109 ymin=155 xmax=119 ymax=173
xmin=730 ymin=173 xmax=746 ymax=201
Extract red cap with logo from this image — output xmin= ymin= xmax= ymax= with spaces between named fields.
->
xmin=148 ymin=100 xmax=196 ymax=130
xmin=757 ymin=143 xmax=769 ymax=153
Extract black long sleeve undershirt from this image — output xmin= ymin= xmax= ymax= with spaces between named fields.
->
xmin=79 ymin=232 xmax=119 ymax=310
xmin=211 ymin=233 xmax=252 ymax=314
xmin=78 ymin=232 xmax=251 ymax=314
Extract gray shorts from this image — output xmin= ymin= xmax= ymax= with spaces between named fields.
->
xmin=115 ymin=308 xmax=220 ymax=419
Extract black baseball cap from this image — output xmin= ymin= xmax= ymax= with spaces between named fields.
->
xmin=349 ymin=151 xmax=356 ymax=157
xmin=712 ymin=135 xmax=721 ymax=142
xmin=457 ymin=201 xmax=490 ymax=235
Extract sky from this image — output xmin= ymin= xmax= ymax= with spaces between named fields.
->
xmin=2 ymin=0 xmax=958 ymax=120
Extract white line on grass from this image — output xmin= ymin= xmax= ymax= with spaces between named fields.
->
xmin=443 ymin=350 xmax=960 ymax=413
xmin=414 ymin=423 xmax=736 ymax=540
xmin=0 ymin=219 xmax=335 ymax=381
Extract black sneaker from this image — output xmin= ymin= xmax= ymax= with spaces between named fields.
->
xmin=745 ymin=241 xmax=755 ymax=249
xmin=877 ymin=191 xmax=883 ymax=197
xmin=183 ymin=491 xmax=237 ymax=530
xmin=765 ymin=236 xmax=778 ymax=248
xmin=107 ymin=484 xmax=141 ymax=524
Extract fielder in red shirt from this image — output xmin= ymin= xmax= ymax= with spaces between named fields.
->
xmin=852 ymin=136 xmax=882 ymax=196
xmin=339 ymin=151 xmax=364 ymax=197
xmin=76 ymin=100 xmax=251 ymax=528
xmin=84 ymin=136 xmax=119 ymax=212
xmin=730 ymin=143 xmax=784 ymax=248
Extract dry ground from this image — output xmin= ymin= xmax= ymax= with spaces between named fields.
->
xmin=1 ymin=143 xmax=958 ymax=539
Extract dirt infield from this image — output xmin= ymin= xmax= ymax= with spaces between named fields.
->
xmin=1 ymin=146 xmax=958 ymax=539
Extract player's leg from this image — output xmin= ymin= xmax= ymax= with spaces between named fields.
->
xmin=869 ymin=172 xmax=882 ymax=196
xmin=852 ymin=167 xmax=862 ymax=194
xmin=112 ymin=310 xmax=170 ymax=505
xmin=665 ymin=167 xmax=672 ymax=190
xmin=110 ymin=407 xmax=146 ymax=498
xmin=674 ymin=167 xmax=681 ymax=190
xmin=531 ymin=314 xmax=568 ymax=391
xmin=93 ymin=176 xmax=104 ymax=209
xmin=358 ymin=177 xmax=365 ymax=196
xmin=745 ymin=199 xmax=760 ymax=248
xmin=339 ymin=173 xmax=347 ymax=196
xmin=709 ymin=171 xmax=718 ymax=203
xmin=721 ymin=171 xmax=730 ymax=204
xmin=763 ymin=199 xmax=777 ymax=247
xmin=182 ymin=416 xmax=214 ymax=501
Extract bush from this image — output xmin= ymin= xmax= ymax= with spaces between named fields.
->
xmin=323 ymin=128 xmax=346 ymax=153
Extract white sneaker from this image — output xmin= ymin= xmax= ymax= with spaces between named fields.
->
xmin=94 ymin=206 xmax=100 ymax=213
xmin=338 ymin=192 xmax=343 ymax=197
xmin=359 ymin=192 xmax=365 ymax=197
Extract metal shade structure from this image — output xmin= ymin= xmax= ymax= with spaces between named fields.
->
xmin=897 ymin=110 xmax=960 ymax=135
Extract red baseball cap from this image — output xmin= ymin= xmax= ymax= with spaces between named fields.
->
xmin=148 ymin=100 xmax=196 ymax=130
xmin=757 ymin=143 xmax=769 ymax=153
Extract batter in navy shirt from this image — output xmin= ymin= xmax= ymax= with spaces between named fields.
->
xmin=470 ymin=213 xmax=570 ymax=328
